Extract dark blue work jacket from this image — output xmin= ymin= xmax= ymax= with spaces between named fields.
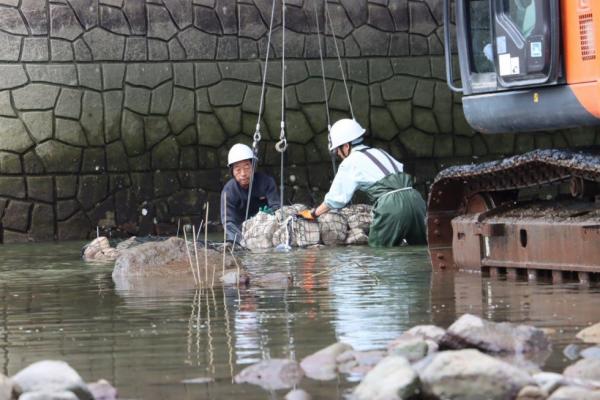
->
xmin=220 ymin=172 xmax=280 ymax=242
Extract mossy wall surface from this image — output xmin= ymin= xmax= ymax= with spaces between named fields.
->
xmin=0 ymin=0 xmax=597 ymax=242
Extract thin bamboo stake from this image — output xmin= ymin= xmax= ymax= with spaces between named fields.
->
xmin=222 ymin=284 xmax=235 ymax=382
xmin=205 ymin=289 xmax=214 ymax=374
xmin=196 ymin=220 xmax=204 ymax=242
xmin=229 ymin=233 xmax=241 ymax=287
xmin=222 ymin=192 xmax=227 ymax=277
xmin=192 ymin=225 xmax=202 ymax=289
xmin=176 ymin=218 xmax=181 ymax=237
xmin=186 ymin=289 xmax=198 ymax=363
xmin=205 ymin=202 xmax=210 ymax=286
xmin=183 ymin=228 xmax=198 ymax=286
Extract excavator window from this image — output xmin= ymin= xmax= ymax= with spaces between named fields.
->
xmin=454 ymin=0 xmax=559 ymax=94
xmin=504 ymin=0 xmax=536 ymax=39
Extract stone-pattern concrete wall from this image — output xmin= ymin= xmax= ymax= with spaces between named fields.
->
xmin=0 ymin=0 xmax=598 ymax=242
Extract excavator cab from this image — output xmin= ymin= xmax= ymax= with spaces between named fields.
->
xmin=444 ymin=0 xmax=600 ymax=132
xmin=428 ymin=0 xmax=600 ymax=279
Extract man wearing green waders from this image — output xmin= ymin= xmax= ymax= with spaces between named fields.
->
xmin=298 ymin=119 xmax=427 ymax=246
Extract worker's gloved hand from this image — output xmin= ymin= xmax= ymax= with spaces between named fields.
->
xmin=259 ymin=205 xmax=274 ymax=215
xmin=297 ymin=209 xmax=317 ymax=220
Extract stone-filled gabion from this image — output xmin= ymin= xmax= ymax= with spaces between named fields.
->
xmin=0 ymin=0 xmax=596 ymax=242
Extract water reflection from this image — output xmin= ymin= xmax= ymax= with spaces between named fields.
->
xmin=1 ymin=242 xmax=600 ymax=399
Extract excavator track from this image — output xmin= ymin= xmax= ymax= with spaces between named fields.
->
xmin=427 ymin=149 xmax=600 ymax=283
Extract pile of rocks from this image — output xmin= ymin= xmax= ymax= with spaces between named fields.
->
xmin=0 ymin=360 xmax=116 ymax=400
xmin=234 ymin=314 xmax=600 ymax=400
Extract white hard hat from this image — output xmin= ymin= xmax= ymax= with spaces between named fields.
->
xmin=227 ymin=143 xmax=255 ymax=166
xmin=329 ymin=119 xmax=366 ymax=151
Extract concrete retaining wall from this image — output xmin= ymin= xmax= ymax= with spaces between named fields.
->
xmin=0 ymin=0 xmax=597 ymax=242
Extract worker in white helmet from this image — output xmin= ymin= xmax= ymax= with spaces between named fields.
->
xmin=221 ymin=143 xmax=280 ymax=243
xmin=298 ymin=119 xmax=426 ymax=246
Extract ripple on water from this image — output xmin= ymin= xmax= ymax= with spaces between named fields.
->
xmin=1 ymin=242 xmax=600 ymax=398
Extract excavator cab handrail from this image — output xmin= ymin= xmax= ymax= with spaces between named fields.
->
xmin=444 ymin=0 xmax=463 ymax=93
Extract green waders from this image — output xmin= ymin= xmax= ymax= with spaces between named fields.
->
xmin=364 ymin=173 xmax=427 ymax=247
xmin=355 ymin=148 xmax=426 ymax=247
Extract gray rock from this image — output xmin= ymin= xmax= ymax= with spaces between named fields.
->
xmin=353 ymin=25 xmax=390 ymax=56
xmin=516 ymin=385 xmax=548 ymax=400
xmin=0 ymin=90 xmax=15 ymax=116
xmin=195 ymin=63 xmax=221 ymax=87
xmin=234 ymin=359 xmax=304 ymax=391
xmin=208 ymin=81 xmax=245 ymax=106
xmin=22 ymin=38 xmax=49 ymax=62
xmin=102 ymin=64 xmax=125 ymax=90
xmin=73 ymin=39 xmax=92 ymax=61
xmin=124 ymin=37 xmax=147 ymax=61
xmin=57 ymin=212 xmax=90 ymax=240
xmin=285 ymin=389 xmax=311 ymax=400
xmin=151 ymin=82 xmax=173 ymax=114
xmin=35 ymin=140 xmax=81 ymax=173
xmin=336 ymin=349 xmax=386 ymax=377
xmin=548 ymin=386 xmax=600 ymax=400
xmin=564 ymin=358 xmax=600 ymax=381
xmin=50 ymin=39 xmax=73 ymax=61
xmin=56 ymin=118 xmax=86 ymax=146
xmin=388 ymin=334 xmax=429 ymax=362
xmin=27 ymin=176 xmax=54 ymax=202
xmin=239 ymin=4 xmax=266 ymax=39
xmin=0 ymin=151 xmax=21 ymax=173
xmin=13 ymin=84 xmax=59 ymax=110
xmin=103 ymin=91 xmax=123 ymax=142
xmin=50 ymin=4 xmax=84 ymax=40
xmin=563 ymin=344 xmax=581 ymax=361
xmin=152 ymin=137 xmax=179 ymax=169
xmin=12 ymin=360 xmax=93 ymax=400
xmin=178 ymin=27 xmax=216 ymax=59
xmin=300 ymin=342 xmax=353 ymax=380
xmin=2 ymin=199 xmax=30 ymax=231
xmin=0 ymin=65 xmax=28 ymax=90
xmin=69 ymin=0 xmax=97 ymax=29
xmin=168 ymin=88 xmax=195 ymax=133
xmin=381 ymin=76 xmax=416 ymax=101
xmin=22 ymin=111 xmax=53 ymax=143
xmin=30 ymin=204 xmax=55 ymax=241
xmin=440 ymin=314 xmax=551 ymax=355
xmin=147 ymin=4 xmax=178 ymax=40
xmin=409 ymin=1 xmax=438 ymax=35
xmin=100 ymin=5 xmax=131 ymax=35
xmin=197 ymin=113 xmax=226 ymax=147
xmin=581 ymin=346 xmax=600 ymax=360
xmin=0 ymin=117 xmax=33 ymax=152
xmin=21 ymin=0 xmax=48 ymax=35
xmin=124 ymin=85 xmax=150 ymax=114
xmin=0 ymin=373 xmax=18 ymax=400
xmin=420 ymin=349 xmax=532 ymax=400
xmin=81 ymin=91 xmax=104 ymax=145
xmin=173 ymin=63 xmax=194 ymax=88
xmin=148 ymin=38 xmax=169 ymax=61
xmin=83 ymin=28 xmax=125 ymax=60
xmin=77 ymin=65 xmax=102 ymax=91
xmin=353 ymin=355 xmax=420 ymax=400
xmin=0 ymin=31 xmax=20 ymax=61
xmin=113 ymin=237 xmax=236 ymax=285
xmin=56 ymin=89 xmax=82 ymax=119
xmin=126 ymin=63 xmax=172 ymax=89
xmin=25 ymin=64 xmax=77 ymax=86
xmin=20 ymin=390 xmax=79 ymax=400
xmin=83 ymin=237 xmax=119 ymax=262
xmin=577 ymin=323 xmax=600 ymax=344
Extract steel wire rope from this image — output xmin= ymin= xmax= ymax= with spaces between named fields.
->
xmin=245 ymin=0 xmax=278 ymax=222
xmin=313 ymin=0 xmax=337 ymax=176
xmin=275 ymin=0 xmax=288 ymax=217
xmin=324 ymin=1 xmax=355 ymax=120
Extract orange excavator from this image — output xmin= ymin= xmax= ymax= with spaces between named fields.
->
xmin=427 ymin=0 xmax=600 ymax=280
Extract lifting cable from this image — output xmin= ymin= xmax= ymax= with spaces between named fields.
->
xmin=313 ymin=0 xmax=336 ymax=176
xmin=275 ymin=0 xmax=288 ymax=216
xmin=244 ymin=0 xmax=277 ymax=222
xmin=324 ymin=1 xmax=354 ymax=120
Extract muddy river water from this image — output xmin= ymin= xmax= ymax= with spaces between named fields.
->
xmin=1 ymin=242 xmax=599 ymax=399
